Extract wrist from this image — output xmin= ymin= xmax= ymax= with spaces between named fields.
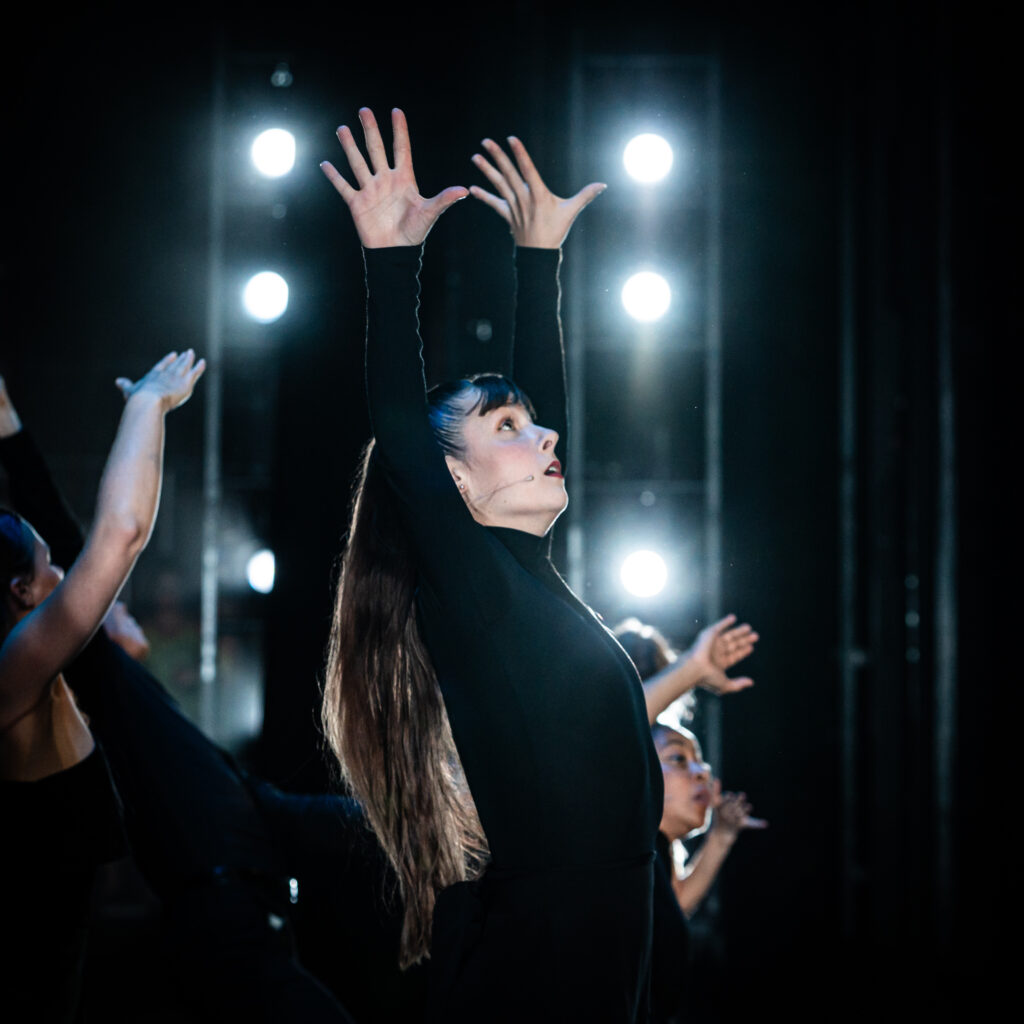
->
xmin=124 ymin=388 xmax=169 ymax=415
xmin=708 ymin=825 xmax=739 ymax=848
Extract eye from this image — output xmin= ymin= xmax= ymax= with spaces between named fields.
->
xmin=498 ymin=416 xmax=516 ymax=431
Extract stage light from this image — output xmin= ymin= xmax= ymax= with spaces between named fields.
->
xmin=623 ymin=133 xmax=673 ymax=183
xmin=251 ymin=129 xmax=296 ymax=177
xmin=243 ymin=272 xmax=289 ymax=323
xmin=246 ymin=549 xmax=276 ymax=594
xmin=620 ymin=549 xmax=668 ymax=597
xmin=622 ymin=272 xmax=671 ymax=322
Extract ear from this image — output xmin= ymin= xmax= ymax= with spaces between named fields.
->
xmin=8 ymin=573 xmax=36 ymax=611
xmin=444 ymin=455 xmax=470 ymax=496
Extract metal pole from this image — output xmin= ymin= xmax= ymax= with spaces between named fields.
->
xmin=933 ymin=8 xmax=957 ymax=949
xmin=200 ymin=41 xmax=226 ymax=735
xmin=566 ymin=39 xmax=587 ymax=596
xmin=703 ymin=57 xmax=724 ymax=778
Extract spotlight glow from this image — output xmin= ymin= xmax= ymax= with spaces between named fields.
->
xmin=621 ymin=272 xmax=671 ymax=322
xmin=251 ymin=129 xmax=296 ymax=177
xmin=246 ymin=549 xmax=276 ymax=594
xmin=620 ymin=549 xmax=668 ymax=598
xmin=623 ymin=133 xmax=673 ymax=183
xmin=243 ymin=272 xmax=289 ymax=323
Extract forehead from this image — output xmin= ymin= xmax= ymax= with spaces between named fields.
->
xmin=655 ymin=732 xmax=698 ymax=759
xmin=462 ymin=398 xmax=533 ymax=430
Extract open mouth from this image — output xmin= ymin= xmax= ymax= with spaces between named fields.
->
xmin=544 ymin=459 xmax=563 ymax=478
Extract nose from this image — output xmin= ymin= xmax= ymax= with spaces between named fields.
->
xmin=537 ymin=424 xmax=559 ymax=451
xmin=690 ymin=761 xmax=711 ymax=782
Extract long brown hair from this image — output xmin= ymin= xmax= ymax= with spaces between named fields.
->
xmin=322 ymin=375 xmax=530 ymax=968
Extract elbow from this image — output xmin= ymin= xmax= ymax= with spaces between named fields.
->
xmin=95 ymin=515 xmax=149 ymax=564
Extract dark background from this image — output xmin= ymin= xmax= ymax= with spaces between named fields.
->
xmin=2 ymin=0 xmax=1004 ymax=1017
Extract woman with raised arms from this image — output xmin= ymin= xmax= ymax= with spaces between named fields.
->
xmin=320 ymin=108 xmax=661 ymax=1022
xmin=0 ymin=352 xmax=203 ymax=1022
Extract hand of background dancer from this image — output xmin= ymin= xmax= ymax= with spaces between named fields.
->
xmin=321 ymin=108 xmax=468 ymax=248
xmin=470 ymin=135 xmax=606 ymax=248
xmin=115 ymin=350 xmax=206 ymax=413
xmin=0 ymin=375 xmax=23 ymax=438
xmin=710 ymin=781 xmax=768 ymax=840
xmin=102 ymin=601 xmax=151 ymax=661
xmin=686 ymin=613 xmax=758 ymax=696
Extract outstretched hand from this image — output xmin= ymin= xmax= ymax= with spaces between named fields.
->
xmin=687 ymin=613 xmax=759 ymax=696
xmin=321 ymin=108 xmax=468 ymax=248
xmin=711 ymin=781 xmax=768 ymax=839
xmin=115 ymin=350 xmax=206 ymax=413
xmin=471 ymin=136 xmax=606 ymax=248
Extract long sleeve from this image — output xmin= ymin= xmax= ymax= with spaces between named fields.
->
xmin=510 ymin=247 xmax=567 ymax=466
xmin=0 ymin=429 xmax=85 ymax=570
xmin=362 ymin=246 xmax=484 ymax=588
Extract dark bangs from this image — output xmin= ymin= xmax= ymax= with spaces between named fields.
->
xmin=427 ymin=374 xmax=535 ymax=458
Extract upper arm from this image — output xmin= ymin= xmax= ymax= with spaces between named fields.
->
xmin=0 ymin=526 xmax=140 ymax=729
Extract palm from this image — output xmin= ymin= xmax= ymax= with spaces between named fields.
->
xmin=470 ymin=135 xmax=605 ymax=248
xmin=321 ymin=108 xmax=467 ymax=248
xmin=690 ymin=614 xmax=759 ymax=695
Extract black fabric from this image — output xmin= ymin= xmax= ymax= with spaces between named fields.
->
xmin=0 ymin=431 xmax=363 ymax=1022
xmin=363 ymin=244 xmax=663 ymax=1022
xmin=1 ymin=745 xmax=126 ymax=1024
xmin=650 ymin=832 xmax=692 ymax=1024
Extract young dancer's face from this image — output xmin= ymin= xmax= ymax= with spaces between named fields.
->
xmin=445 ymin=398 xmax=567 ymax=536
xmin=656 ymin=730 xmax=713 ymax=840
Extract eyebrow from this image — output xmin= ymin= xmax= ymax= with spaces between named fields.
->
xmin=659 ymin=739 xmax=695 ymax=755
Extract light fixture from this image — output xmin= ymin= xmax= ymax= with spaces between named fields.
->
xmin=246 ymin=549 xmax=276 ymax=594
xmin=621 ymin=271 xmax=671 ymax=322
xmin=251 ymin=129 xmax=296 ymax=178
xmin=620 ymin=549 xmax=668 ymax=598
xmin=243 ymin=272 xmax=289 ymax=323
xmin=623 ymin=133 xmax=673 ymax=184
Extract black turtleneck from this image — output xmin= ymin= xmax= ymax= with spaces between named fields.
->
xmin=363 ymin=244 xmax=662 ymax=1022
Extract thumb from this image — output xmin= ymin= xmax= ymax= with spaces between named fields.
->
xmin=568 ymin=181 xmax=607 ymax=216
xmin=428 ymin=186 xmax=470 ymax=215
xmin=726 ymin=676 xmax=754 ymax=692
xmin=115 ymin=378 xmax=133 ymax=399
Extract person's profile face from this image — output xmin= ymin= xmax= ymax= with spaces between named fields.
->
xmin=446 ymin=396 xmax=567 ymax=533
xmin=656 ymin=731 xmax=713 ymax=840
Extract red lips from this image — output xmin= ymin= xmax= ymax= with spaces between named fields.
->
xmin=544 ymin=459 xmax=563 ymax=478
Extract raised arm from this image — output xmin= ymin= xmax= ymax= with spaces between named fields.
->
xmin=643 ymin=614 xmax=760 ymax=725
xmin=321 ymin=108 xmax=468 ymax=487
xmin=471 ymin=137 xmax=605 ymax=456
xmin=0 ymin=351 xmax=204 ymax=729
xmin=670 ymin=782 xmax=767 ymax=917
xmin=1 ymin=376 xmax=86 ymax=568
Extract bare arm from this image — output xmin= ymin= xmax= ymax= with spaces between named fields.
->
xmin=0 ymin=351 xmax=204 ymax=729
xmin=643 ymin=614 xmax=760 ymax=724
xmin=670 ymin=785 xmax=767 ymax=917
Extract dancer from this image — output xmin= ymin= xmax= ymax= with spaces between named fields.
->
xmin=0 ymin=353 xmax=203 ymax=1023
xmin=615 ymin=618 xmax=765 ymax=1022
xmin=321 ymin=108 xmax=658 ymax=1022
xmin=615 ymin=614 xmax=759 ymax=724
xmin=0 ymin=377 xmax=423 ymax=1022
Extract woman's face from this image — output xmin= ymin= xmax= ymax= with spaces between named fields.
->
xmin=656 ymin=729 xmax=713 ymax=841
xmin=5 ymin=528 xmax=64 ymax=621
xmin=445 ymin=399 xmax=567 ymax=535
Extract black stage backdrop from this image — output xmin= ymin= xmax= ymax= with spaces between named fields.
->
xmin=2 ymin=2 xmax=1004 ymax=1018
